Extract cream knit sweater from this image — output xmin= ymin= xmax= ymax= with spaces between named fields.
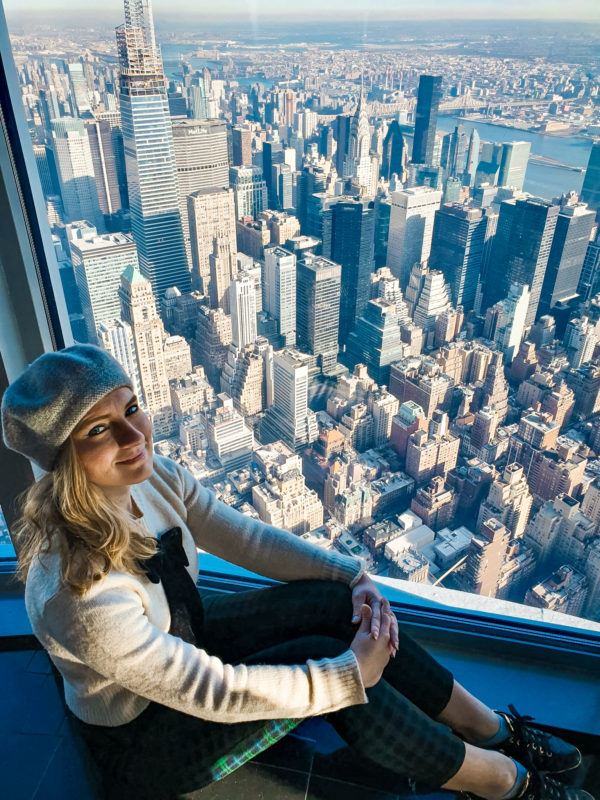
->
xmin=25 ymin=455 xmax=368 ymax=727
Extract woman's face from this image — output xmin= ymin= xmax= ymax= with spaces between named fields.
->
xmin=70 ymin=387 xmax=154 ymax=492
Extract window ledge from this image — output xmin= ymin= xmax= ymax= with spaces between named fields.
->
xmin=3 ymin=553 xmax=600 ymax=735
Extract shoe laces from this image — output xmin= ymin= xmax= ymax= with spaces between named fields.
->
xmin=507 ymin=704 xmax=553 ymax=763
xmin=529 ymin=773 xmax=570 ymax=800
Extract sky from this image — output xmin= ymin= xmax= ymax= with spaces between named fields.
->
xmin=3 ymin=0 xmax=600 ymax=23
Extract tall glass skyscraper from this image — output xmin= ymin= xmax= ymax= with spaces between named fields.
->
xmin=538 ymin=200 xmax=596 ymax=320
xmin=581 ymin=142 xmax=600 ymax=214
xmin=116 ymin=0 xmax=190 ymax=302
xmin=328 ymin=198 xmax=376 ymax=346
xmin=411 ymin=75 xmax=442 ymax=166
xmin=296 ymin=255 xmax=341 ymax=374
xmin=483 ymin=197 xmax=559 ymax=328
xmin=429 ymin=204 xmax=487 ymax=312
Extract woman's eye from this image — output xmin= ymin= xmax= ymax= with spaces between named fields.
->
xmin=87 ymin=405 xmax=138 ymax=436
xmin=88 ymin=425 xmax=106 ymax=437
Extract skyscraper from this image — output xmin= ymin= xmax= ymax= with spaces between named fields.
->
xmin=343 ymin=89 xmax=374 ymax=194
xmin=229 ymin=165 xmax=267 ymax=220
xmin=463 ymin=129 xmax=480 ymax=187
xmin=429 ymin=203 xmax=487 ymax=312
xmin=329 ymin=198 xmax=376 ymax=345
xmin=271 ymin=162 xmax=293 ymax=211
xmin=262 ymin=140 xmax=284 ymax=208
xmin=84 ymin=117 xmax=125 ymax=225
xmin=117 ymin=0 xmax=190 ymax=301
xmin=381 ymin=120 xmax=406 ymax=182
xmin=260 ymin=349 xmax=318 ymax=450
xmin=446 ymin=124 xmax=468 ymax=179
xmin=462 ymin=518 xmax=511 ymax=598
xmin=188 ymin=75 xmax=210 ymax=120
xmin=263 ymin=245 xmax=296 ymax=347
xmin=118 ymin=262 xmax=174 ymax=437
xmin=188 ymin=187 xmax=237 ymax=294
xmin=97 ymin=318 xmax=144 ymax=404
xmin=411 ymin=75 xmax=442 ymax=166
xmin=538 ymin=199 xmax=596 ymax=318
xmin=484 ymin=283 xmax=530 ymax=364
xmin=95 ymin=110 xmax=129 ymax=211
xmin=230 ymin=270 xmax=258 ymax=350
xmin=387 ymin=186 xmax=442 ymax=289
xmin=319 ymin=125 xmax=334 ymax=160
xmin=581 ymin=141 xmax=600 ymax=213
xmin=232 ymin=125 xmax=252 ymax=166
xmin=172 ymin=119 xmax=229 ymax=270
xmin=477 ymin=463 xmax=533 ymax=540
xmin=208 ymin=237 xmax=236 ymax=312
xmin=50 ymin=118 xmax=103 ymax=229
xmin=345 ymin=298 xmax=406 ymax=385
xmin=483 ymin=197 xmax=560 ymax=328
xmin=296 ymin=255 xmax=341 ymax=374
xmin=67 ymin=62 xmax=92 ymax=117
xmin=497 ymin=141 xmax=531 ymax=191
xmin=69 ymin=229 xmax=138 ymax=343
xmin=577 ymin=228 xmax=600 ymax=303
xmin=334 ymin=114 xmax=351 ymax=177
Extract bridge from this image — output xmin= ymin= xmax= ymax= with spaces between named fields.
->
xmin=364 ymin=94 xmax=550 ymax=120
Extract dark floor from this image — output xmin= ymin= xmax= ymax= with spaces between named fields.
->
xmin=2 ymin=646 xmax=599 ymax=800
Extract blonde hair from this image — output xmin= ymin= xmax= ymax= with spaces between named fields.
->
xmin=14 ymin=438 xmax=157 ymax=595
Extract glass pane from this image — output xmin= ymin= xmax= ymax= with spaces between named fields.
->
xmin=0 ymin=505 xmax=16 ymax=559
xmin=4 ymin=3 xmax=600 ymax=627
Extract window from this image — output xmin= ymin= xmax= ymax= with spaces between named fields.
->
xmin=1 ymin=2 xmax=600 ymax=639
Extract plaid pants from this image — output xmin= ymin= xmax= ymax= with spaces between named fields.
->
xmin=72 ymin=579 xmax=466 ymax=799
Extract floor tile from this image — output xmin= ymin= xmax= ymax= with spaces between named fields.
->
xmin=295 ymin=717 xmax=346 ymax=755
xmin=187 ymin=762 xmax=309 ymax=799
xmin=20 ymin=673 xmax=67 ymax=735
xmin=33 ymin=734 xmax=100 ymax=800
xmin=0 ymin=668 xmax=48 ymax=733
xmin=0 ymin=648 xmax=37 ymax=677
xmin=311 ymin=745 xmax=409 ymax=794
xmin=306 ymin=774 xmax=399 ymax=800
xmin=26 ymin=649 xmax=53 ymax=674
xmin=253 ymin=731 xmax=316 ymax=772
xmin=0 ymin=732 xmax=61 ymax=800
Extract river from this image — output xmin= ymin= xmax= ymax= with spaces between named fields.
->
xmin=157 ymin=47 xmax=592 ymax=202
xmin=437 ymin=116 xmax=593 ymax=202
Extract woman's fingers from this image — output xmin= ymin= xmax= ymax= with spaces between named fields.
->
xmin=380 ymin=598 xmax=398 ymax=657
xmin=380 ymin=602 xmax=392 ymax=641
xmin=369 ymin=597 xmax=382 ymax=640
xmin=358 ymin=603 xmax=372 ymax=634
xmin=382 ymin=597 xmax=399 ymax=652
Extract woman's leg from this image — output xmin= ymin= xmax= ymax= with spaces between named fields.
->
xmin=241 ymin=634 xmax=519 ymax=800
xmin=201 ymin=579 xmax=456 ymax=718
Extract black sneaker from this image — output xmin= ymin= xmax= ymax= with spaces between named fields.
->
xmin=458 ymin=771 xmax=593 ymax=800
xmin=519 ymin=770 xmax=593 ymax=800
xmin=496 ymin=705 xmax=582 ymax=774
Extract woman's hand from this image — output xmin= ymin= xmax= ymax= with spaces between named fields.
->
xmin=351 ymin=574 xmax=399 ymax=656
xmin=350 ymin=604 xmax=392 ymax=688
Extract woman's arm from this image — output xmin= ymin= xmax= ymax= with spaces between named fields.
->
xmin=43 ymin=582 xmax=367 ymax=724
xmin=177 ymin=462 xmax=366 ymax=588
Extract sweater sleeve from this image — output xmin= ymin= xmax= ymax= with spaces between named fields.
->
xmin=175 ymin=462 xmax=366 ymax=587
xmin=42 ymin=583 xmax=367 ymax=723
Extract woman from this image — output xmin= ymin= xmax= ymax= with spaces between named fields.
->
xmin=1 ymin=344 xmax=590 ymax=800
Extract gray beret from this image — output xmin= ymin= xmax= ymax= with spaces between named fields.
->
xmin=1 ymin=345 xmax=133 ymax=472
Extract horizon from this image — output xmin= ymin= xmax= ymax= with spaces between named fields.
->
xmin=4 ymin=0 xmax=600 ymax=25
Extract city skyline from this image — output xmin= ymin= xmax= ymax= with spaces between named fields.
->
xmin=5 ymin=0 xmax=600 ymax=623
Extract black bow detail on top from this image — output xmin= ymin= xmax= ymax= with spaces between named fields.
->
xmin=139 ymin=526 xmax=204 ymax=646
xmin=140 ymin=525 xmax=190 ymax=584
